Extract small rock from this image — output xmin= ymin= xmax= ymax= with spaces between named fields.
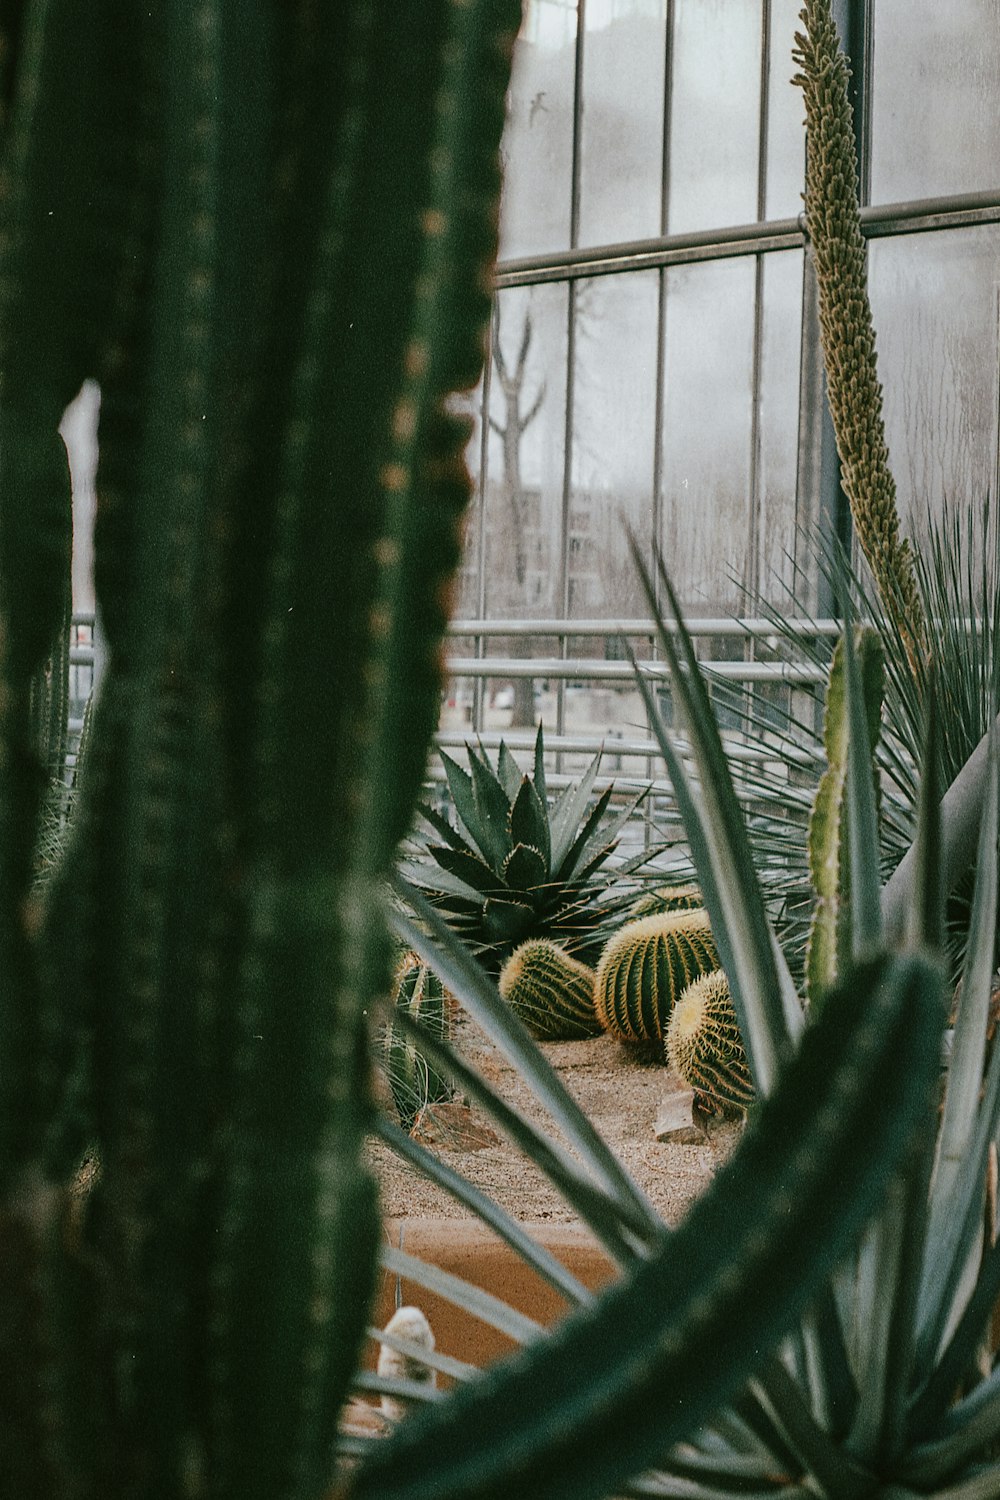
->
xmin=653 ymin=1078 xmax=707 ymax=1144
xmin=410 ymin=1101 xmax=500 ymax=1152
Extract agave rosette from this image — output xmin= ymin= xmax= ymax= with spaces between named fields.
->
xmin=404 ymin=723 xmax=660 ymax=974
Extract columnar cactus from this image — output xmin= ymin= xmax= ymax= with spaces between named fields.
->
xmin=498 ymin=938 xmax=601 ymax=1041
xmin=805 ymin=628 xmax=883 ymax=1007
xmin=0 ymin=3 xmax=518 ymax=1494
xmin=381 ymin=953 xmax=452 ymax=1130
xmin=594 ymin=908 xmax=719 ymax=1044
xmin=666 ymin=969 xmax=754 ymax=1117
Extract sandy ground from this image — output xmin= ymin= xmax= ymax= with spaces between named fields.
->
xmin=362 ymin=1012 xmax=740 ymax=1376
xmin=369 ymin=1013 xmax=732 ymax=1228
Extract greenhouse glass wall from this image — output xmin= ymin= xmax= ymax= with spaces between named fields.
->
xmin=440 ymin=0 xmax=1000 ymax=799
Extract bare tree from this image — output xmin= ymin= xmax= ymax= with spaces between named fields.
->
xmin=488 ymin=301 xmax=547 ymax=726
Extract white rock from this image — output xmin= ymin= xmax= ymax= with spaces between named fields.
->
xmin=377 ymin=1305 xmax=438 ymax=1422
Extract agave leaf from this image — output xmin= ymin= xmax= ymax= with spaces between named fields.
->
xmin=496 ymin=738 xmax=523 ymax=802
xmin=911 ymin=1233 xmax=1000 ymax=1436
xmin=533 ymin=721 xmax=548 ymax=809
xmin=467 ymin=746 xmax=514 ymax=872
xmin=924 ymin=725 xmax=1000 ymax=1259
xmin=509 ymin=774 xmax=551 ymax=871
xmin=902 ymin=1373 xmax=1000 ymax=1491
xmin=482 ymin=895 xmax=534 ymax=942
xmin=630 ymin=543 xmax=800 ymax=1096
xmin=501 ymin=842 xmax=548 ymax=893
xmin=416 ymin=800 xmax=479 ymax=857
xmin=553 ymin=783 xmax=615 ymax=881
xmin=352 ymin=951 xmax=944 ymax=1500
xmin=439 ymin=748 xmax=491 ymax=860
xmin=429 ymin=844 xmax=504 ymax=898
xmin=400 ymin=859 xmax=491 ymax=904
xmin=376 ymin=1117 xmax=594 ymax=1308
xmin=549 ymin=749 xmax=604 ymax=870
xmin=559 ymin=785 xmax=651 ymax=887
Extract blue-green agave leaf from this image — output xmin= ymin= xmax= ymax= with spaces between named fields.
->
xmin=509 ymin=774 xmax=551 ymax=871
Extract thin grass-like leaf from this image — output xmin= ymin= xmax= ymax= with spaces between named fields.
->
xmin=351 ymin=1372 xmax=444 ymax=1407
xmin=388 ymin=879 xmax=664 ymax=1248
xmin=375 ymin=1116 xmax=596 ymax=1307
xmin=378 ymin=995 xmax=652 ymax=1263
xmin=364 ymin=1324 xmax=476 ymax=1383
xmin=842 ymin=617 xmax=883 ymax=960
xmin=629 ymin=542 xmax=800 ymax=1095
xmin=353 ymin=951 xmax=944 ymax=1500
xmin=381 ymin=1245 xmax=543 ymax=1346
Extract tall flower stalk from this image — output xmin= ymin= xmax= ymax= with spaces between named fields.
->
xmin=793 ymin=0 xmax=927 ymax=671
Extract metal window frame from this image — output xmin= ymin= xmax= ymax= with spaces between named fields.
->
xmin=468 ymin=0 xmax=1000 ymax=754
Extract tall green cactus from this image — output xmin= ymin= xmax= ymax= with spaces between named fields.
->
xmin=594 ymin=907 xmax=719 ymax=1044
xmin=805 ymin=628 xmax=883 ymax=1007
xmin=0 ymin=3 xmax=518 ymax=1495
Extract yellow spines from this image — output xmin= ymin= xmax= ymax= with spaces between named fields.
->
xmin=666 ymin=969 xmax=754 ymax=1117
xmin=498 ymin=939 xmax=600 ymax=1041
xmin=594 ymin=909 xmax=718 ymax=1043
xmin=627 ymin=883 xmax=702 ymax=920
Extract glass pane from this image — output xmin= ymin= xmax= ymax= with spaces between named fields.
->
xmin=765 ymin=0 xmax=806 ymax=221
xmin=869 ymin=226 xmax=1000 ymax=535
xmin=578 ymin=1 xmax=668 ymax=247
xmin=499 ymin=0 xmax=578 ymax=260
xmin=756 ymin=250 xmax=804 ymax=601
xmin=569 ymin=271 xmax=659 ymax=617
xmin=667 ymin=0 xmax=762 ymax=234
xmin=660 ymin=258 xmax=756 ymax=612
xmin=872 ymin=0 xmax=1000 ymax=203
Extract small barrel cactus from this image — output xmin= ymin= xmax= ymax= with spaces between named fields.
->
xmin=666 ymin=969 xmax=754 ymax=1117
xmin=498 ymin=939 xmax=600 ymax=1041
xmin=627 ymin=882 xmax=702 ymax=920
xmin=382 ymin=953 xmax=452 ymax=1131
xmin=595 ymin=909 xmax=718 ymax=1044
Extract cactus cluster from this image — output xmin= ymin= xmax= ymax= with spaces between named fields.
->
xmin=666 ymin=969 xmax=754 ymax=1116
xmin=380 ymin=953 xmax=452 ymax=1130
xmin=594 ymin=908 xmax=718 ymax=1044
xmin=498 ymin=938 xmax=600 ymax=1041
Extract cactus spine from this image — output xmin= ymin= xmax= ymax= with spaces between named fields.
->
xmin=806 ymin=628 xmax=883 ymax=1008
xmin=594 ymin=909 xmax=719 ymax=1044
xmin=498 ymin=939 xmax=601 ymax=1041
xmin=382 ymin=954 xmax=452 ymax=1130
xmin=0 ymin=3 xmax=518 ymax=1494
xmin=666 ymin=970 xmax=754 ymax=1116
xmin=627 ymin=882 xmax=702 ymax=920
